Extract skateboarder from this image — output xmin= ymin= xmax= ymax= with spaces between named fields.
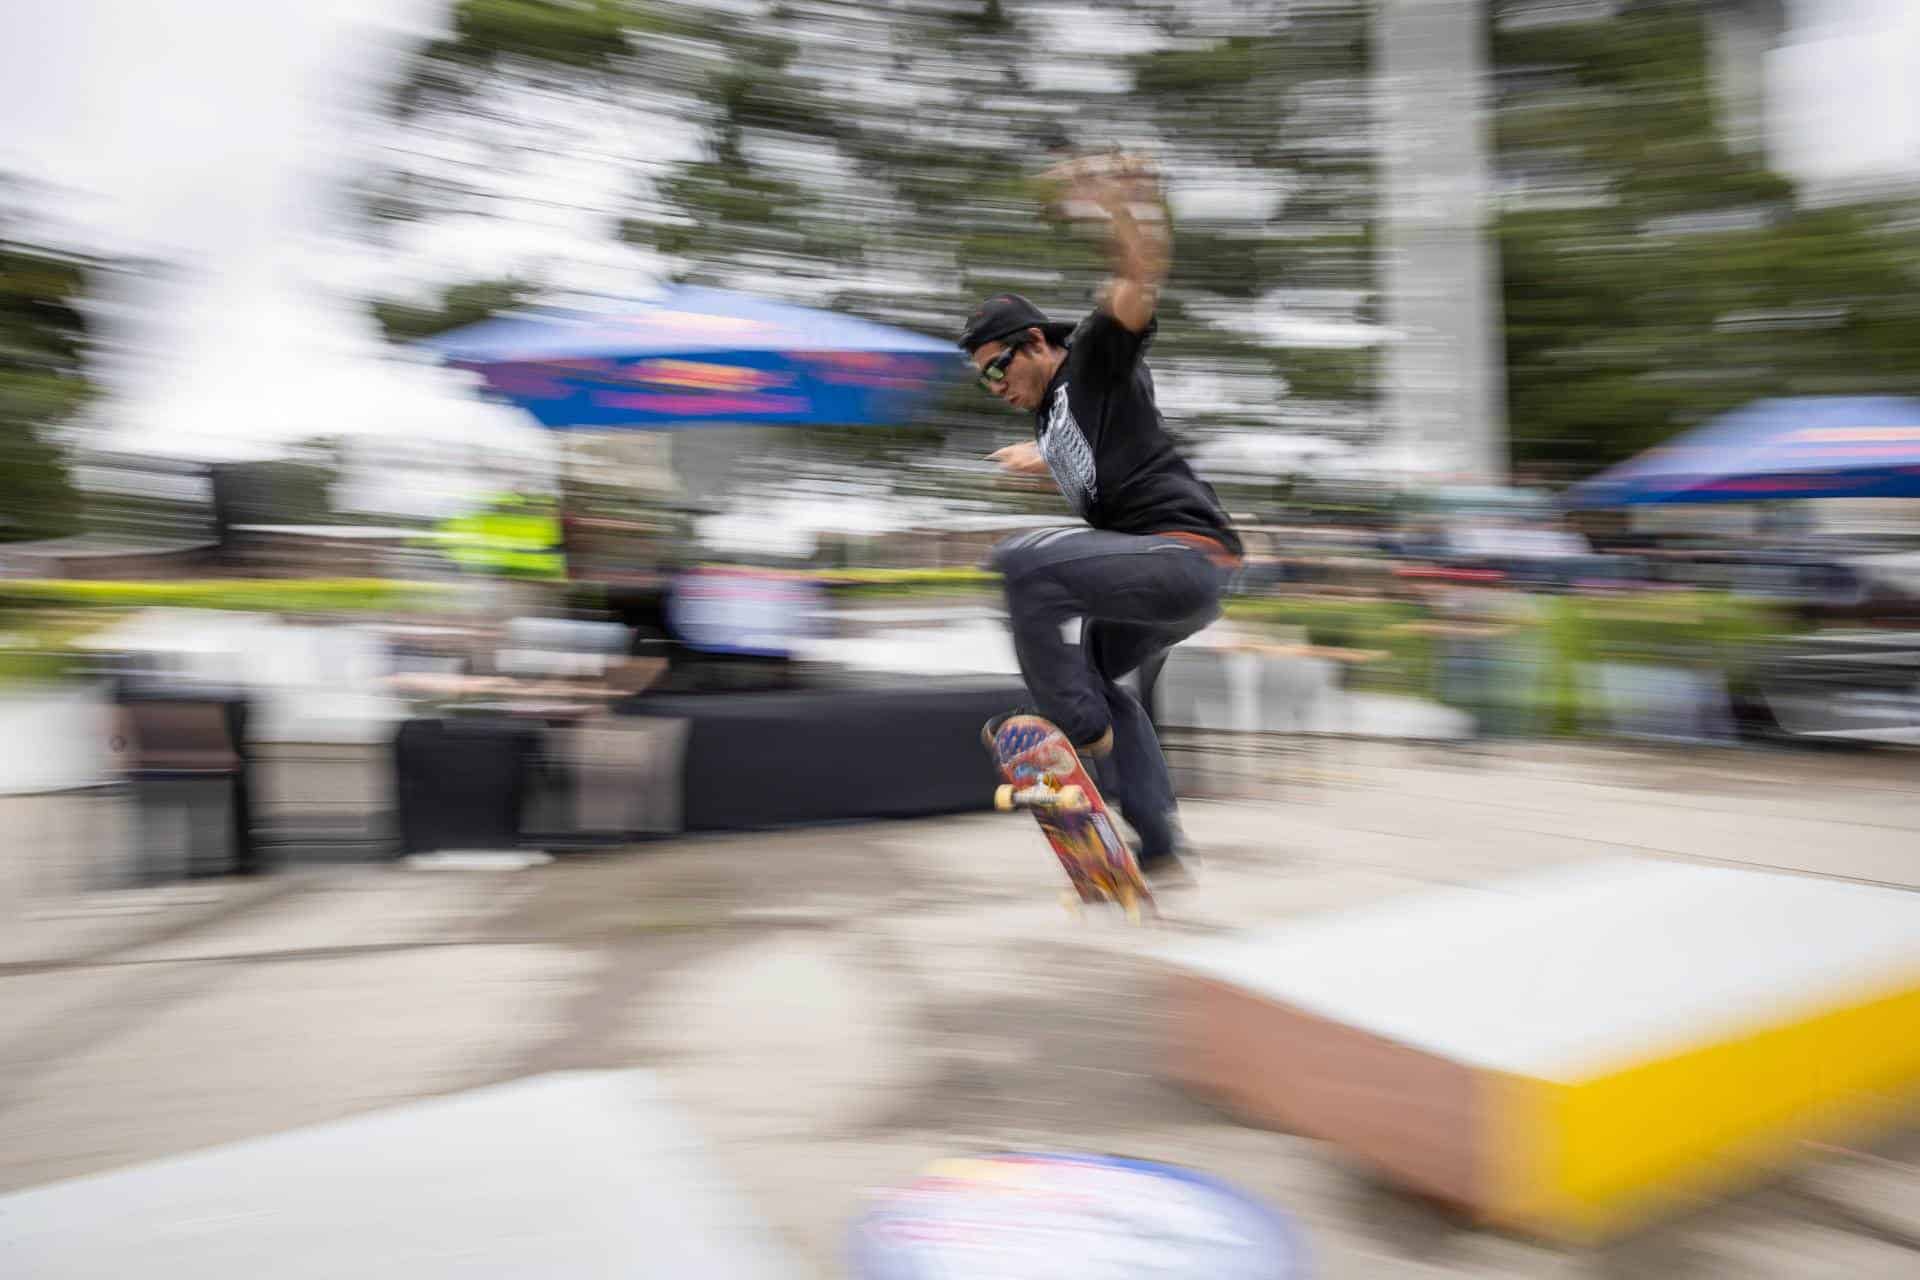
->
xmin=962 ymin=151 xmax=1242 ymax=886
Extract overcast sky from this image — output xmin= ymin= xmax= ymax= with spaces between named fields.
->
xmin=1 ymin=0 xmax=1916 ymax=496
xmin=0 ymin=0 xmax=629 ymax=507
xmin=1773 ymin=0 xmax=1920 ymax=186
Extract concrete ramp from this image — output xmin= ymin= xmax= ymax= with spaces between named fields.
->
xmin=1160 ymin=859 xmax=1920 ymax=1241
xmin=0 ymin=1070 xmax=798 ymax=1279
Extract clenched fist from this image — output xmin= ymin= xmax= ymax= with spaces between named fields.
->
xmin=989 ymin=441 xmax=1051 ymax=477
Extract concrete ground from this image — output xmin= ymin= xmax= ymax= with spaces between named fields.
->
xmin=4 ymin=740 xmax=1919 ymax=1277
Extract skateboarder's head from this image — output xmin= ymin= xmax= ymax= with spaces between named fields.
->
xmin=958 ymin=294 xmax=1074 ymax=413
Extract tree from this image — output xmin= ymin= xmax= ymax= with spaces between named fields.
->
xmin=370 ymin=0 xmax=1383 ymax=455
xmin=371 ymin=0 xmax=1920 ymax=490
xmin=0 ymin=207 xmax=88 ymax=541
xmin=1492 ymin=1 xmax=1920 ymax=474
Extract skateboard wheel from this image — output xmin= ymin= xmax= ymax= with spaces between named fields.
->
xmin=994 ymin=784 xmax=1015 ymax=812
xmin=1056 ymin=785 xmax=1086 ymax=811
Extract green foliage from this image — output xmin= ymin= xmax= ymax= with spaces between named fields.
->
xmin=0 ymin=578 xmax=459 ymax=612
xmin=1170 ymin=228 xmax=1275 ymax=300
xmin=373 ymin=278 xmax=536 ymax=342
xmin=373 ymin=0 xmax=1382 ymax=491
xmin=367 ymin=0 xmax=1920 ymax=492
xmin=1225 ymin=594 xmax=1435 ymax=692
xmin=1271 ymin=346 xmax=1375 ymax=402
xmin=1130 ymin=21 xmax=1365 ymax=152
xmin=0 ymin=581 xmax=461 ymax=684
xmin=820 ymin=567 xmax=999 ymax=597
xmin=212 ymin=456 xmax=343 ymax=527
xmin=0 ymin=229 xmax=88 ymax=541
xmin=1494 ymin=5 xmax=1920 ymax=473
xmin=452 ymin=0 xmax=634 ymax=66
xmin=1133 ymin=39 xmax=1264 ymax=93
xmin=1548 ymin=590 xmax=1787 ymax=671
xmin=824 ymin=569 xmax=1800 ymax=734
xmin=0 ymin=611 xmax=105 ymax=685
xmin=394 ymin=0 xmax=644 ymax=109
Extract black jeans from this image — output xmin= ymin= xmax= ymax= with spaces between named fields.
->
xmin=990 ymin=527 xmax=1231 ymax=858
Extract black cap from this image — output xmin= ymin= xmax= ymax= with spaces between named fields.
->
xmin=958 ymin=293 xmax=1077 ymax=353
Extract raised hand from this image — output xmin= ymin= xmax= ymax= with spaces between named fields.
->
xmin=1041 ymin=150 xmax=1167 ymax=227
xmin=1039 ymin=149 xmax=1170 ymax=331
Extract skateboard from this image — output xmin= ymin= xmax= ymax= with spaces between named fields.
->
xmin=985 ymin=713 xmax=1156 ymax=922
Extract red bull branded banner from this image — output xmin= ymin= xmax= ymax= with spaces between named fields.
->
xmin=849 ymin=1151 xmax=1307 ymax=1280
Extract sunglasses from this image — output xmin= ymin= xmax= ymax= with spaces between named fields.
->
xmin=976 ymin=341 xmax=1025 ymax=391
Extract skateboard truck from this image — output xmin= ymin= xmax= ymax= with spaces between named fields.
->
xmin=994 ymin=783 xmax=1087 ymax=813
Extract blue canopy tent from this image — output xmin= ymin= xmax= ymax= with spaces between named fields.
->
xmin=415 ymin=291 xmax=1028 ymax=828
xmin=422 ymin=286 xmax=967 ymax=654
xmin=1564 ymin=396 xmax=1920 ymax=508
xmin=424 ymin=285 xmax=960 ymax=430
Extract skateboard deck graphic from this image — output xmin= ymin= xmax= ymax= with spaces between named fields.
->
xmin=987 ymin=714 xmax=1155 ymax=922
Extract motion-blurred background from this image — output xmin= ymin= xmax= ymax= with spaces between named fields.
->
xmin=5 ymin=4 xmax=1920 ymax=1275
xmin=8 ymin=2 xmax=1920 ymax=848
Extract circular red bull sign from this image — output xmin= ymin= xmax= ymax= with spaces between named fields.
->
xmin=849 ymin=1151 xmax=1307 ymax=1279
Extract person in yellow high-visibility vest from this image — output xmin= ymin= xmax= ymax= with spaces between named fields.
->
xmin=436 ymin=491 xmax=565 ymax=581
